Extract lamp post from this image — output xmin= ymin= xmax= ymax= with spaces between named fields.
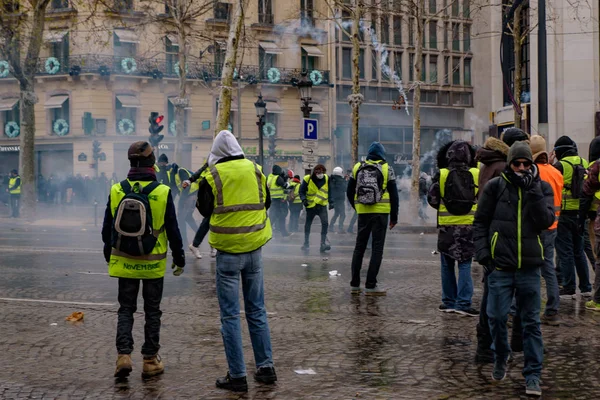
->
xmin=254 ymin=93 xmax=266 ymax=167
xmin=298 ymin=70 xmax=313 ymax=118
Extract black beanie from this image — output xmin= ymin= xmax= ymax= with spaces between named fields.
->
xmin=554 ymin=135 xmax=577 ymax=159
xmin=158 ymin=154 xmax=168 ymax=163
xmin=501 ymin=128 xmax=529 ymax=147
xmin=507 ymin=141 xmax=533 ymax=165
xmin=589 ymin=137 xmax=600 ymax=162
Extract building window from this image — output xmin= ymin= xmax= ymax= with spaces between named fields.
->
xmin=50 ymin=32 xmax=69 ymax=70
xmin=464 ymin=25 xmax=471 ymax=51
xmin=444 ymin=56 xmax=449 ymax=84
xmin=394 ymin=51 xmax=402 ymax=80
xmin=302 ymin=49 xmax=316 ymax=72
xmin=429 ymin=21 xmax=437 ymax=49
xmin=168 ymin=99 xmax=188 ymax=136
xmin=342 ymin=48 xmax=352 ymax=79
xmin=372 ymin=49 xmax=378 ymax=81
xmin=113 ymin=0 xmax=132 ymax=12
xmin=165 ymin=36 xmax=178 ymax=75
xmin=214 ymin=2 xmax=231 ymax=21
xmin=393 ymin=16 xmax=402 ymax=46
xmin=214 ymin=41 xmax=226 ymax=75
xmin=48 ymin=96 xmax=70 ymax=135
xmin=1 ymin=99 xmax=19 ymax=137
xmin=409 ymin=53 xmax=414 ymax=81
xmin=409 ymin=18 xmax=414 ymax=46
xmin=452 ymin=0 xmax=459 ymax=16
xmin=342 ymin=11 xmax=351 ymax=42
xmin=115 ymin=97 xmax=136 ymax=135
xmin=265 ymin=111 xmax=278 ymax=135
xmin=452 ymin=57 xmax=460 ymax=85
xmin=429 ymin=56 xmax=438 ymax=83
xmin=258 ymin=0 xmax=273 ymax=24
xmin=114 ymin=32 xmax=136 ymax=58
xmin=358 ymin=48 xmax=365 ymax=79
xmin=444 ymin=22 xmax=449 ymax=49
xmin=429 ymin=0 xmax=436 ymax=13
xmin=463 ymin=0 xmax=470 ymax=17
xmin=381 ymin=16 xmax=390 ymax=44
xmin=464 ymin=58 xmax=471 ymax=86
xmin=452 ymin=23 xmax=460 ymax=51
xmin=51 ymin=0 xmax=69 ymax=9
xmin=259 ymin=47 xmax=276 ymax=80
xmin=300 ymin=0 xmax=314 ymax=27
xmin=421 ymin=55 xmax=426 ymax=81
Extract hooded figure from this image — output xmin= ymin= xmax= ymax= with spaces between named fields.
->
xmin=329 ymin=166 xmax=347 ymax=232
xmin=476 ymin=137 xmax=510 ymax=190
xmin=208 ymin=130 xmax=245 ymax=166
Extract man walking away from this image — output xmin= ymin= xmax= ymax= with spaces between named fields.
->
xmin=552 ymin=136 xmax=593 ymax=298
xmin=474 ymin=142 xmax=555 ymax=397
xmin=102 ymin=141 xmax=185 ymax=379
xmin=347 ymin=142 xmax=399 ymax=296
xmin=267 ymin=165 xmax=291 ymax=237
xmin=183 ymin=162 xmax=212 ymax=259
xmin=329 ymin=166 xmax=347 ymax=232
xmin=287 ymin=175 xmax=303 ymax=232
xmin=428 ymin=141 xmax=479 ymax=316
xmin=197 ymin=130 xmax=275 ymax=393
xmin=176 ymin=167 xmax=200 ymax=247
xmin=300 ymin=164 xmax=333 ymax=253
xmin=7 ymin=169 xmax=21 ymax=218
xmin=418 ymin=172 xmax=430 ymax=222
xmin=530 ymin=135 xmax=563 ymax=325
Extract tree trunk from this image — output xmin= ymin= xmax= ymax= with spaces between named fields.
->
xmin=349 ymin=2 xmax=362 ymax=165
xmin=410 ymin=1 xmax=425 ymax=218
xmin=513 ymin=4 xmax=523 ymax=129
xmin=19 ymin=87 xmax=37 ymax=221
xmin=174 ymin=25 xmax=188 ymax=165
xmin=215 ymin=0 xmax=246 ymax=136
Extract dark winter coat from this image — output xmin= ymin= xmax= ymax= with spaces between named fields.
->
xmin=473 ymin=165 xmax=555 ymax=271
xmin=476 ymin=137 xmax=509 ymax=190
xmin=428 ymin=140 xmax=476 ymax=262
xmin=329 ymin=175 xmax=347 ymax=203
xmin=580 ymin=137 xmax=600 ymax=223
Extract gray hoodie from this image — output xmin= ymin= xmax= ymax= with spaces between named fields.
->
xmin=207 ymin=130 xmax=244 ymax=166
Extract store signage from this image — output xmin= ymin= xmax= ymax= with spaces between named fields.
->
xmin=0 ymin=145 xmax=20 ymax=152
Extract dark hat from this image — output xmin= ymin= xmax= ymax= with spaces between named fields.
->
xmin=367 ymin=142 xmax=386 ymax=161
xmin=501 ymin=128 xmax=529 ymax=147
xmin=508 ymin=141 xmax=533 ymax=165
xmin=554 ymin=135 xmax=577 ymax=159
xmin=589 ymin=137 xmax=600 ymax=162
xmin=158 ymin=154 xmax=169 ymax=163
xmin=128 ymin=141 xmax=155 ymax=167
xmin=11 ymin=169 xmax=18 ymax=175
xmin=313 ymin=164 xmax=326 ymax=173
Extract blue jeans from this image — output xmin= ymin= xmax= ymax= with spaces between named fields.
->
xmin=541 ymin=229 xmax=560 ymax=316
xmin=216 ymin=248 xmax=274 ymax=378
xmin=440 ymin=254 xmax=473 ymax=311
xmin=487 ymin=268 xmax=543 ymax=381
xmin=555 ymin=215 xmax=592 ymax=292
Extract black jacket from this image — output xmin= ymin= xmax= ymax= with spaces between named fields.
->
xmin=101 ymin=172 xmax=185 ymax=268
xmin=473 ymin=166 xmax=555 ymax=271
xmin=329 ymin=175 xmax=347 ymax=203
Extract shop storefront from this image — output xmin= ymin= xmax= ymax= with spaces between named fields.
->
xmin=0 ymin=143 xmax=73 ymax=178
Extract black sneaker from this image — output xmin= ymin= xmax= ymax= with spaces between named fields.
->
xmin=254 ymin=366 xmax=277 ymax=384
xmin=216 ymin=372 xmax=248 ymax=392
xmin=492 ymin=358 xmax=507 ymax=381
xmin=301 ymin=242 xmax=309 ymax=251
xmin=475 ymin=347 xmax=494 ymax=364
xmin=559 ymin=287 xmax=575 ymax=297
xmin=320 ymin=243 xmax=331 ymax=252
xmin=455 ymin=307 xmax=479 ymax=317
xmin=438 ymin=304 xmax=455 ymax=313
xmin=525 ymin=379 xmax=542 ymax=396
xmin=541 ymin=313 xmax=561 ymax=326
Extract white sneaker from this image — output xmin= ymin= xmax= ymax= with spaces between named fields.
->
xmin=210 ymin=247 xmax=217 ymax=258
xmin=188 ymin=244 xmax=202 ymax=259
xmin=582 ymin=291 xmax=593 ymax=299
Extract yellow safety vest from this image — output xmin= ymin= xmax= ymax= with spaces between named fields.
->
xmin=108 ymin=180 xmax=170 ymax=279
xmin=267 ymin=173 xmax=285 ymax=199
xmin=352 ymin=160 xmax=391 ymax=214
xmin=205 ymin=159 xmax=272 ymax=253
xmin=175 ymin=168 xmax=199 ymax=194
xmin=560 ymin=155 xmax=588 ymax=211
xmin=288 ymin=181 xmax=302 ymax=204
xmin=438 ymin=168 xmax=479 ymax=225
xmin=303 ymin=175 xmax=329 ymax=208
xmin=8 ymin=176 xmax=21 ymax=194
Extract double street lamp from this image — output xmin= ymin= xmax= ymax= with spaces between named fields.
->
xmin=254 ymin=93 xmax=266 ymax=167
xmin=298 ymin=70 xmax=313 ymax=118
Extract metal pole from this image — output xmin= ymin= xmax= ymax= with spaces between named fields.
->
xmin=302 ymin=100 xmax=312 ymax=176
xmin=257 ymin=116 xmax=264 ymax=167
xmin=237 ymin=79 xmax=243 ymax=143
xmin=94 ymin=199 xmax=98 ymax=227
xmin=538 ymin=0 xmax=548 ymax=129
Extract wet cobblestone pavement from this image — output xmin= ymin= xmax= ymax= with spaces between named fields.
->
xmin=1 ymin=223 xmax=599 ymax=399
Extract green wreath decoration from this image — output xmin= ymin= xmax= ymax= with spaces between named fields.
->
xmin=121 ymin=58 xmax=137 ymax=74
xmin=169 ymin=120 xmax=177 ymax=135
xmin=118 ymin=118 xmax=135 ymax=135
xmin=267 ymin=67 xmax=281 ymax=83
xmin=4 ymin=121 xmax=19 ymax=138
xmin=53 ymin=119 xmax=69 ymax=136
xmin=262 ymin=122 xmax=276 ymax=137
xmin=310 ymin=70 xmax=323 ymax=86
xmin=174 ymin=61 xmax=188 ymax=77
xmin=233 ymin=68 xmax=238 ymax=79
xmin=0 ymin=61 xmax=9 ymax=78
xmin=45 ymin=57 xmax=60 ymax=75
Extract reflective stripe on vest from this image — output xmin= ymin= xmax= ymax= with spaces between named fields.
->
xmin=205 ymin=159 xmax=272 ymax=253
xmin=8 ymin=176 xmax=21 ymax=194
xmin=437 ymin=167 xmax=479 ymax=226
xmin=267 ymin=174 xmax=285 ymax=199
xmin=108 ymin=180 xmax=170 ymax=279
xmin=352 ymin=160 xmax=391 ymax=214
xmin=560 ymin=155 xmax=588 ymax=211
xmin=304 ymin=175 xmax=329 ymax=208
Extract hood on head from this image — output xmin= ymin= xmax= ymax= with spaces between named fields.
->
xmin=272 ymin=165 xmax=283 ymax=175
xmin=446 ymin=140 xmax=473 ymax=166
xmin=483 ymin=137 xmax=510 ymax=155
xmin=332 ymin=166 xmax=343 ymax=176
xmin=529 ymin=135 xmax=548 ymax=163
xmin=207 ymin=130 xmax=244 ymax=166
xmin=554 ymin=135 xmax=578 ymax=159
xmin=436 ymin=140 xmax=455 ymax=169
xmin=589 ymin=137 xmax=600 ymax=162
xmin=501 ymin=128 xmax=529 ymax=147
xmin=367 ymin=142 xmax=386 ymax=161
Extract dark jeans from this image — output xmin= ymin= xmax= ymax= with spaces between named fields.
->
xmin=10 ymin=194 xmax=20 ymax=217
xmin=192 ymin=217 xmax=210 ymax=247
xmin=330 ymin=202 xmax=346 ymax=230
xmin=584 ymin=221 xmax=595 ymax=268
xmin=593 ymin=217 xmax=600 ymax=303
xmin=556 ymin=214 xmax=592 ymax=293
xmin=350 ymin=213 xmax=388 ymax=289
xmin=477 ymin=275 xmax=493 ymax=350
xmin=288 ymin=203 xmax=302 ymax=232
xmin=178 ymin=195 xmax=199 ymax=245
xmin=440 ymin=254 xmax=473 ymax=311
xmin=541 ymin=229 xmax=560 ymax=316
xmin=304 ymin=205 xmax=328 ymax=244
xmin=348 ymin=211 xmax=358 ymax=232
xmin=418 ymin=195 xmax=429 ymax=221
xmin=270 ymin=200 xmax=289 ymax=236
xmin=116 ymin=277 xmax=164 ymax=357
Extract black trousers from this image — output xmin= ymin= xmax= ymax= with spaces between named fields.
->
xmin=116 ymin=277 xmax=164 ymax=357
xmin=10 ymin=194 xmax=20 ymax=217
xmin=178 ymin=194 xmax=198 ymax=245
xmin=270 ymin=199 xmax=289 ymax=236
xmin=330 ymin=202 xmax=346 ymax=230
xmin=288 ymin=203 xmax=303 ymax=232
xmin=192 ymin=216 xmax=210 ymax=247
xmin=350 ymin=213 xmax=388 ymax=289
xmin=305 ymin=205 xmax=329 ymax=244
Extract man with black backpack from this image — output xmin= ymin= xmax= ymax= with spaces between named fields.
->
xmin=427 ymin=140 xmax=479 ymax=316
xmin=552 ymin=136 xmax=593 ymax=298
xmin=347 ymin=142 xmax=399 ymax=295
xmin=102 ymin=141 xmax=185 ymax=379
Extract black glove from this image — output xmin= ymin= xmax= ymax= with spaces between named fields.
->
xmin=303 ymin=200 xmax=309 ymax=208
xmin=328 ymin=203 xmax=334 ymax=210
xmin=103 ymin=245 xmax=111 ymax=263
xmin=173 ymin=255 xmax=186 ymax=269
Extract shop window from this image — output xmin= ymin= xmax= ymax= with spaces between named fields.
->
xmin=115 ymin=96 xmax=137 ymax=135
xmin=168 ymin=99 xmax=189 ymax=136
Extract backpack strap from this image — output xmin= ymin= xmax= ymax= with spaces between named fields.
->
xmin=120 ymin=180 xmax=132 ymax=194
xmin=142 ymin=181 xmax=160 ymax=195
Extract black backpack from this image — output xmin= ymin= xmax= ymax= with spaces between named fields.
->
xmin=442 ymin=167 xmax=477 ymax=215
xmin=562 ymin=159 xmax=586 ymax=199
xmin=355 ymin=162 xmax=385 ymax=205
xmin=112 ymin=180 xmax=161 ymax=256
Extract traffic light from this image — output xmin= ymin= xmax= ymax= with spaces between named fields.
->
xmin=92 ymin=140 xmax=101 ymax=161
xmin=268 ymin=136 xmax=276 ymax=158
xmin=148 ymin=112 xmax=164 ymax=147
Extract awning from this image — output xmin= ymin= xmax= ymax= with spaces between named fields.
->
xmin=166 ymin=34 xmax=179 ymax=45
xmin=117 ymin=95 xmax=141 ymax=108
xmin=44 ymin=95 xmax=68 ymax=109
xmin=0 ymin=98 xmax=18 ymax=112
xmin=114 ymin=29 xmax=139 ymax=44
xmin=309 ymin=103 xmax=324 ymax=114
xmin=302 ymin=45 xmax=324 ymax=57
xmin=44 ymin=30 xmax=68 ymax=43
xmin=259 ymin=42 xmax=282 ymax=55
xmin=265 ymin=102 xmax=283 ymax=114
xmin=168 ymin=97 xmax=192 ymax=110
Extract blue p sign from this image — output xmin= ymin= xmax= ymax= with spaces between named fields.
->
xmin=303 ymin=118 xmax=318 ymax=141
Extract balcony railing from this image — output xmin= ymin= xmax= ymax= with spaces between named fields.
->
xmin=4 ymin=55 xmax=330 ymax=86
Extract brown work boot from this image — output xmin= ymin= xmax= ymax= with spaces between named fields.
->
xmin=142 ymin=354 xmax=164 ymax=378
xmin=114 ymin=354 xmax=133 ymax=378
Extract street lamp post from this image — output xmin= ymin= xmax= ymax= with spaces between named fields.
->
xmin=254 ymin=94 xmax=266 ymax=167
xmin=297 ymin=71 xmax=313 ymax=175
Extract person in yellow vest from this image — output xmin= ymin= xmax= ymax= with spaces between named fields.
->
xmin=7 ymin=169 xmax=21 ymax=218
xmin=287 ymin=174 xmax=303 ymax=232
xmin=427 ymin=141 xmax=479 ymax=315
xmin=156 ymin=154 xmax=179 ymax=194
xmin=299 ymin=164 xmax=333 ymax=252
xmin=183 ymin=162 xmax=214 ymax=259
xmin=197 ymin=130 xmax=275 ymax=393
xmin=347 ymin=142 xmax=399 ymax=295
xmin=101 ymin=141 xmax=185 ymax=379
xmin=552 ymin=135 xmax=593 ymax=297
xmin=267 ymin=164 xmax=291 ymax=237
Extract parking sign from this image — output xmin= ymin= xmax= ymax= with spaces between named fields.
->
xmin=303 ymin=118 xmax=318 ymax=140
